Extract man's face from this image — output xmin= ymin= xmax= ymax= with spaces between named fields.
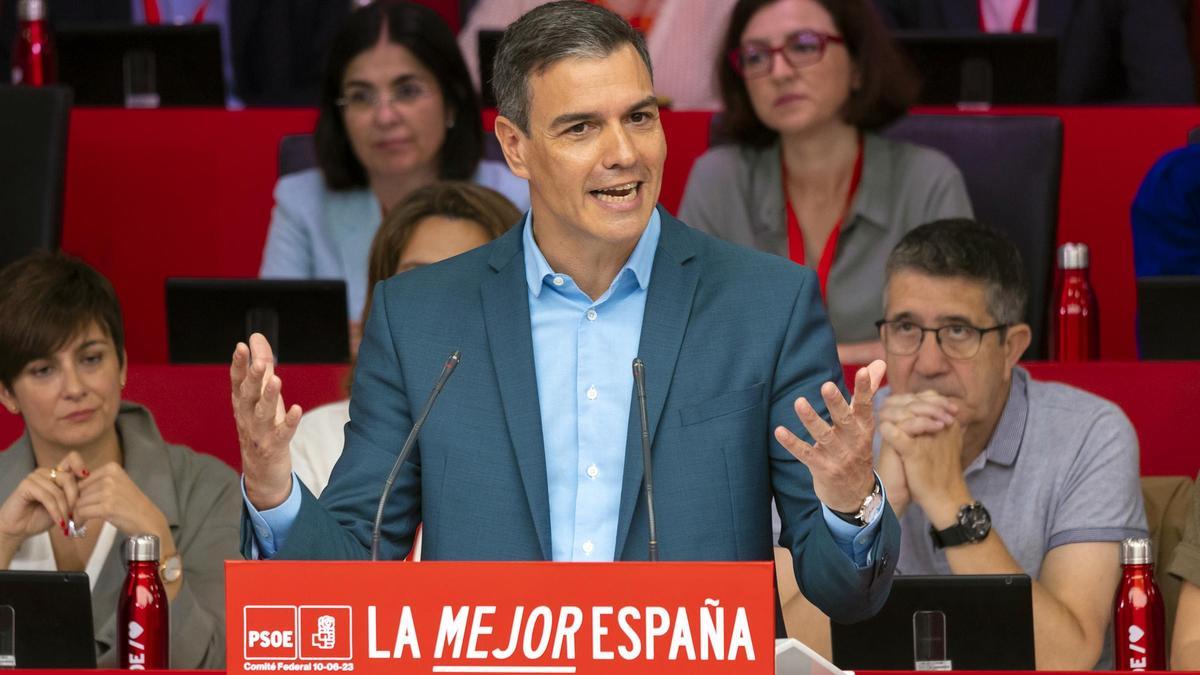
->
xmin=496 ymin=44 xmax=666 ymax=252
xmin=882 ymin=270 xmax=1028 ymax=433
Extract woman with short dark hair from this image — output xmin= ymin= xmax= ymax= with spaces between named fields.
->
xmin=259 ymin=1 xmax=529 ymax=330
xmin=0 ymin=252 xmax=239 ymax=668
xmin=679 ymin=0 xmax=973 ymax=364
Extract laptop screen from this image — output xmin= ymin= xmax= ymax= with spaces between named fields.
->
xmin=830 ymin=574 xmax=1034 ymax=670
xmin=0 ymin=570 xmax=96 ymax=668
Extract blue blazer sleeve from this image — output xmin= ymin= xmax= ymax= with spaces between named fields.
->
xmin=769 ymin=266 xmax=900 ymax=624
xmin=241 ymin=279 xmax=423 ymax=561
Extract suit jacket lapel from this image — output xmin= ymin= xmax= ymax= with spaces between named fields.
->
xmin=481 ymin=226 xmax=553 ymax=560
xmin=614 ymin=211 xmax=700 ymax=557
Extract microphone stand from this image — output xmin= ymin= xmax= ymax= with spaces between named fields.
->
xmin=370 ymin=351 xmax=460 ymax=561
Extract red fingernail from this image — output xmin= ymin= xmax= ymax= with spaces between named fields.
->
xmin=59 ymin=518 xmax=65 ymax=528
xmin=81 ymin=469 xmax=89 ymax=477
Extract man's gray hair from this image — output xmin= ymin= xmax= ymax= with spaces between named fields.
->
xmin=884 ymin=218 xmax=1029 ymax=325
xmin=492 ymin=0 xmax=653 ymax=133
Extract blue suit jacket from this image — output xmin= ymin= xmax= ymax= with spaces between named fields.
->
xmin=245 ymin=208 xmax=899 ymax=624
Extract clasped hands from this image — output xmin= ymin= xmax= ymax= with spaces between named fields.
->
xmin=875 ymin=390 xmax=972 ymax=525
xmin=0 ymin=453 xmax=171 ymax=549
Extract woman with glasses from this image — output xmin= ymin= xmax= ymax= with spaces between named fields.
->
xmin=259 ymin=2 xmax=529 ymax=349
xmin=679 ymin=0 xmax=973 ymax=365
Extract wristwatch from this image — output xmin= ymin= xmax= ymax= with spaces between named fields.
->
xmin=930 ymin=501 xmax=991 ymax=549
xmin=831 ymin=478 xmax=884 ymax=527
xmin=160 ymin=553 xmax=183 ymax=583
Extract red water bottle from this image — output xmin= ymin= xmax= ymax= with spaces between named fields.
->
xmin=118 ymin=535 xmax=169 ymax=670
xmin=1113 ymin=537 xmax=1165 ymax=671
xmin=10 ymin=0 xmax=56 ymax=86
xmin=1049 ymin=243 xmax=1099 ymax=360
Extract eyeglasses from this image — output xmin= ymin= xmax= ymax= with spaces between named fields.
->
xmin=729 ymin=29 xmax=845 ymax=79
xmin=875 ymin=319 xmax=1009 ymax=360
xmin=336 ymin=80 xmax=433 ymax=113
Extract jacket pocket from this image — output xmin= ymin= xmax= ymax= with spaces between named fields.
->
xmin=677 ymin=382 xmax=765 ymax=427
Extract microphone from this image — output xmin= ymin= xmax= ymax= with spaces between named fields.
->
xmin=370 ymin=350 xmax=461 ymax=561
xmin=632 ymin=358 xmax=658 ymax=562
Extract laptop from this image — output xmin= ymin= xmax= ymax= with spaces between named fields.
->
xmin=56 ymin=24 xmax=225 ymax=106
xmin=478 ymin=29 xmax=505 ymax=108
xmin=830 ymin=574 xmax=1035 ymax=671
xmin=895 ymin=32 xmax=1058 ymax=106
xmin=166 ymin=278 xmax=350 ymax=364
xmin=1137 ymin=276 xmax=1200 ymax=359
xmin=0 ymin=570 xmax=96 ymax=668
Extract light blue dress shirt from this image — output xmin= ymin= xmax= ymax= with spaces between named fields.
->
xmin=244 ymin=210 xmax=882 ymax=565
xmin=524 ymin=210 xmax=658 ymax=561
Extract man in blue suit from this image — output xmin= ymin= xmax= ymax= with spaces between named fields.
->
xmin=233 ymin=0 xmax=899 ymax=625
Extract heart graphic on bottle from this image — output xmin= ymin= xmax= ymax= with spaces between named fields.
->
xmin=1128 ymin=624 xmax=1145 ymax=643
xmin=128 ymin=621 xmax=145 ymax=640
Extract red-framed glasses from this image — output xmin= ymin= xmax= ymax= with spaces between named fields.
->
xmin=729 ymin=29 xmax=846 ymax=79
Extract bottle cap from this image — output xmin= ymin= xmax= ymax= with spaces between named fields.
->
xmin=124 ymin=534 xmax=161 ymax=563
xmin=1057 ymin=243 xmax=1090 ymax=270
xmin=1122 ymin=537 xmax=1153 ymax=565
xmin=18 ymin=0 xmax=47 ymax=21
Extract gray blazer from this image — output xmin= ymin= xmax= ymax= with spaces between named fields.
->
xmin=678 ymin=134 xmax=973 ymax=343
xmin=0 ymin=402 xmax=241 ymax=668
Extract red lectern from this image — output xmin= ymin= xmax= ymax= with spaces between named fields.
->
xmin=226 ymin=561 xmax=774 ymax=674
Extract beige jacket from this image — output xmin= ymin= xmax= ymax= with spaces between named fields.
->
xmin=0 ymin=402 xmax=240 ymax=668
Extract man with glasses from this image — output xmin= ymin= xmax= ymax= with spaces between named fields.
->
xmin=872 ymin=219 xmax=1147 ymax=669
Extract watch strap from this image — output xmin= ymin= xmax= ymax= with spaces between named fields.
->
xmin=929 ymin=522 xmax=971 ymax=548
xmin=830 ymin=477 xmax=883 ymax=527
xmin=930 ymin=501 xmax=989 ymax=549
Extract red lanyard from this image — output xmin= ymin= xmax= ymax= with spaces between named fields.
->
xmin=143 ymin=0 xmax=210 ymax=24
xmin=977 ymin=0 xmax=1033 ymax=32
xmin=784 ymin=137 xmax=864 ymax=300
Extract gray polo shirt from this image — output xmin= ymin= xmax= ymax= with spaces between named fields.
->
xmin=877 ymin=367 xmax=1147 ymax=668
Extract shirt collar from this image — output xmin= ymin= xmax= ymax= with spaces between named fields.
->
xmin=522 ymin=208 xmax=661 ymax=298
xmin=980 ymin=366 xmax=1030 ymax=467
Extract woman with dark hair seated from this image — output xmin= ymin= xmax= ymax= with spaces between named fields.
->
xmin=290 ymin=181 xmax=521 ymax=500
xmin=679 ymin=0 xmax=972 ymax=364
xmin=259 ymin=1 xmax=529 ymax=338
xmin=0 ymin=253 xmax=239 ymax=668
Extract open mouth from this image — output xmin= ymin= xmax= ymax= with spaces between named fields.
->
xmin=590 ymin=181 xmax=641 ymax=203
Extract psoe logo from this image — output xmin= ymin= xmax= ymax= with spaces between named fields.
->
xmin=300 ymin=606 xmax=353 ymax=660
xmin=244 ymin=606 xmax=298 ymax=661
